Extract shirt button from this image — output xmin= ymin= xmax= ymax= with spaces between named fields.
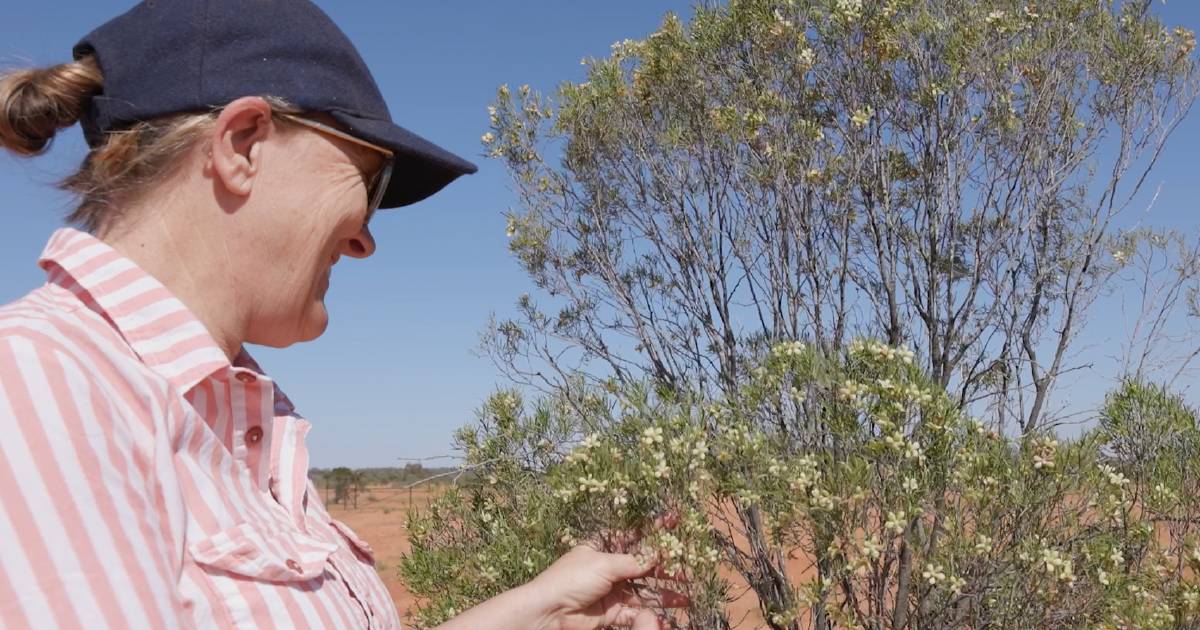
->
xmin=245 ymin=426 xmax=264 ymax=445
xmin=285 ymin=559 xmax=302 ymax=573
xmin=236 ymin=371 xmax=257 ymax=384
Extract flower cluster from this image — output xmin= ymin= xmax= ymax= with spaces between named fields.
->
xmin=834 ymin=0 xmax=863 ymax=22
xmin=1039 ymin=547 xmax=1076 ymax=584
xmin=849 ymin=339 xmax=916 ymax=365
xmin=1031 ymin=436 xmax=1058 ymax=470
xmin=405 ymin=343 xmax=1200 ymax=628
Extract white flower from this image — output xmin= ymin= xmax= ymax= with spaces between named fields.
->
xmin=948 ymin=575 xmax=966 ymax=594
xmin=839 ymin=380 xmax=863 ymax=401
xmin=850 ymin=106 xmax=874 ymax=129
xmin=1031 ymin=437 xmax=1058 ymax=470
xmin=577 ymin=474 xmax=607 ymax=494
xmin=902 ymin=476 xmax=919 ymax=493
xmin=640 ymin=426 xmax=665 ymax=447
xmin=885 ymin=510 xmax=907 ymax=535
xmin=481 ymin=565 xmax=500 ymax=583
xmin=772 ymin=340 xmax=806 ymax=357
xmin=653 ymin=459 xmax=670 ymax=479
xmin=860 ymin=537 xmax=883 ymax=560
xmin=986 ymin=10 xmax=1006 ymax=24
xmin=1040 ymin=548 xmax=1075 ymax=584
xmin=904 ymin=440 xmax=923 ymax=461
xmin=1098 ymin=463 xmax=1130 ymax=488
xmin=923 ymin=563 xmax=946 ymax=585
xmin=809 ymin=487 xmax=835 ymax=510
xmin=974 ymin=534 xmax=993 ymax=555
xmin=480 ymin=132 xmax=496 ymax=144
xmin=798 ymin=47 xmax=816 ymax=66
xmin=835 ymin=0 xmax=863 ymax=21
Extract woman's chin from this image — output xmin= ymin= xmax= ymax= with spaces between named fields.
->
xmin=247 ymin=304 xmax=330 ymax=348
xmin=301 ymin=305 xmax=331 ymax=341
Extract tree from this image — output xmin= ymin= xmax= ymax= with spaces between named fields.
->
xmin=469 ymin=0 xmax=1199 ymax=627
xmin=483 ymin=0 xmax=1197 ymax=433
xmin=329 ymin=467 xmax=355 ymax=507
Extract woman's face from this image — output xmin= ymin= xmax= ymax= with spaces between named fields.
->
xmin=237 ymin=113 xmax=384 ymax=348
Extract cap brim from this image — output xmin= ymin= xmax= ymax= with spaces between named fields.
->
xmin=328 ymin=111 xmax=478 ymax=209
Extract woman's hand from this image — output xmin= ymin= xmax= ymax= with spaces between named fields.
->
xmin=433 ymin=517 xmax=689 ymax=630
xmin=522 ymin=544 xmax=689 ymax=630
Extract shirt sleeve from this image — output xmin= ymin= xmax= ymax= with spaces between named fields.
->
xmin=0 ymin=333 xmax=195 ymax=629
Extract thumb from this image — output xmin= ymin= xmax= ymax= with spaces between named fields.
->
xmin=605 ymin=552 xmax=657 ymax=582
xmin=632 ymin=608 xmax=662 ymax=630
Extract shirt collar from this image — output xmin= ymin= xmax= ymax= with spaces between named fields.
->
xmin=38 ymin=227 xmax=244 ymax=394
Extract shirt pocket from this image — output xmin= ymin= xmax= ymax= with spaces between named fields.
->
xmin=188 ymin=521 xmax=338 ymax=582
xmin=328 ymin=518 xmax=376 ymax=566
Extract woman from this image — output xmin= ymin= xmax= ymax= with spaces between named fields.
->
xmin=0 ymin=1 xmax=684 ymax=629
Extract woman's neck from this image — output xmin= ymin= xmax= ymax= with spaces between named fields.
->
xmin=100 ymin=204 xmax=246 ymax=362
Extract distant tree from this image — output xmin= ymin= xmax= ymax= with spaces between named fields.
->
xmin=329 ymin=467 xmax=354 ymax=507
xmin=404 ymin=462 xmax=426 ymax=483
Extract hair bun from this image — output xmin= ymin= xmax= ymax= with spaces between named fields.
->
xmin=0 ymin=57 xmax=102 ymax=157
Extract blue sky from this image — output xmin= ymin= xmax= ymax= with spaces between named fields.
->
xmin=1 ymin=2 xmax=1197 ymax=467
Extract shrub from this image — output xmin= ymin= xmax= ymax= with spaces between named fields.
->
xmin=401 ymin=341 xmax=1200 ymax=629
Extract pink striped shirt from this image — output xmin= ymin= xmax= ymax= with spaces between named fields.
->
xmin=0 ymin=228 xmax=401 ymax=629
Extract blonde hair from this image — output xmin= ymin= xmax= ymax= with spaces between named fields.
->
xmin=0 ymin=56 xmax=296 ymax=233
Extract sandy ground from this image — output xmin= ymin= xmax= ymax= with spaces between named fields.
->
xmin=322 ymin=485 xmax=443 ymax=619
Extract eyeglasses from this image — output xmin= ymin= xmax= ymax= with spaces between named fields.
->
xmin=278 ymin=113 xmax=395 ymax=221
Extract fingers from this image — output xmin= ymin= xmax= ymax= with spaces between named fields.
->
xmin=617 ymin=583 xmax=691 ymax=609
xmin=651 ymin=510 xmax=680 ymax=531
xmin=584 ymin=510 xmax=681 ymax=553
xmin=610 ymin=604 xmax=663 ymax=630
xmin=632 ymin=608 xmax=663 ymax=630
xmin=650 ymin=564 xmax=688 ymax=581
xmin=605 ymin=552 xmax=659 ymax=581
xmin=585 ymin=528 xmax=640 ymax=553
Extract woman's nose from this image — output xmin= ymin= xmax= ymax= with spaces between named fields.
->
xmin=344 ymin=223 xmax=376 ymax=259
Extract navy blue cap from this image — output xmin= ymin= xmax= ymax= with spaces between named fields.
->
xmin=72 ymin=0 xmax=477 ymax=209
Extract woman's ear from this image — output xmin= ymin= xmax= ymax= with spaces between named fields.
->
xmin=208 ymin=96 xmax=274 ymax=198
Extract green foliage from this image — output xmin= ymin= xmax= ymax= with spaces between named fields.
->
xmin=481 ymin=0 xmax=1199 ymax=437
xmin=401 ymin=341 xmax=1200 ymax=628
xmin=461 ymin=0 xmax=1200 ymax=627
